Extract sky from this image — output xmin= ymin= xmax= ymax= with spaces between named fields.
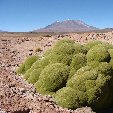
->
xmin=0 ymin=0 xmax=113 ymax=32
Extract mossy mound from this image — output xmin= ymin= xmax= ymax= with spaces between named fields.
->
xmin=69 ymin=53 xmax=87 ymax=78
xmin=76 ymin=66 xmax=92 ymax=75
xmin=27 ymin=68 xmax=42 ymax=84
xmin=74 ymin=43 xmax=87 ymax=54
xmin=16 ymin=39 xmax=113 ymax=111
xmin=48 ymin=53 xmax=72 ymax=65
xmin=16 ymin=56 xmax=39 ymax=74
xmin=96 ymin=62 xmax=112 ymax=75
xmin=16 ymin=63 xmax=25 ymax=74
xmin=54 ymin=39 xmax=75 ymax=46
xmin=87 ymin=62 xmax=112 ymax=75
xmin=67 ymin=70 xmax=98 ymax=92
xmin=87 ymin=61 xmax=100 ymax=68
xmin=34 ymin=63 xmax=70 ymax=94
xmin=87 ymin=46 xmax=110 ymax=62
xmin=52 ymin=39 xmax=75 ymax=55
xmin=24 ymin=56 xmax=50 ymax=80
xmin=108 ymin=49 xmax=113 ymax=59
xmin=24 ymin=56 xmax=39 ymax=71
xmin=43 ymin=48 xmax=53 ymax=56
xmin=84 ymin=40 xmax=102 ymax=51
xmin=67 ymin=69 xmax=113 ymax=110
xmin=54 ymin=87 xmax=87 ymax=109
xmin=99 ymin=42 xmax=113 ymax=49
xmin=109 ymin=59 xmax=113 ymax=69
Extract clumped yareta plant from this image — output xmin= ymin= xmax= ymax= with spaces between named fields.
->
xmin=16 ymin=39 xmax=113 ymax=111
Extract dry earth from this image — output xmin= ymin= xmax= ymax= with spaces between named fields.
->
xmin=1 ymin=31 xmax=113 ymax=113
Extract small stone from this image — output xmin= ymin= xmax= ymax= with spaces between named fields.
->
xmin=19 ymin=88 xmax=26 ymax=93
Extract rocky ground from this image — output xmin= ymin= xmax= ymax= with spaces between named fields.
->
xmin=1 ymin=31 xmax=113 ymax=113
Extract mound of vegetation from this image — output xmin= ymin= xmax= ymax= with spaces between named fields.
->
xmin=66 ymin=63 xmax=113 ymax=110
xmin=34 ymin=63 xmax=70 ymax=95
xmin=16 ymin=39 xmax=113 ymax=111
xmin=16 ymin=56 xmax=39 ymax=74
xmin=69 ymin=53 xmax=87 ymax=78
xmin=87 ymin=46 xmax=110 ymax=62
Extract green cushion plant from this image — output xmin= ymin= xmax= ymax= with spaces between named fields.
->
xmin=34 ymin=63 xmax=70 ymax=94
xmin=87 ymin=46 xmax=110 ymax=62
xmin=108 ymin=49 xmax=113 ymax=59
xmin=69 ymin=53 xmax=87 ymax=78
xmin=84 ymin=40 xmax=102 ymax=51
xmin=109 ymin=59 xmax=113 ymax=69
xmin=16 ymin=63 xmax=25 ymax=74
xmin=74 ymin=43 xmax=87 ymax=54
xmin=52 ymin=39 xmax=75 ymax=55
xmin=54 ymin=87 xmax=87 ymax=109
xmin=48 ymin=53 xmax=73 ymax=65
xmin=27 ymin=68 xmax=42 ymax=84
xmin=24 ymin=56 xmax=50 ymax=80
xmin=16 ymin=39 xmax=113 ymax=111
xmin=16 ymin=55 xmax=39 ymax=74
xmin=66 ymin=68 xmax=113 ymax=110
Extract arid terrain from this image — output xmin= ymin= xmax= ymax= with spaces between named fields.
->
xmin=1 ymin=31 xmax=113 ymax=113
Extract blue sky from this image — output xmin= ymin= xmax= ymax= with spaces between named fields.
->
xmin=0 ymin=0 xmax=113 ymax=32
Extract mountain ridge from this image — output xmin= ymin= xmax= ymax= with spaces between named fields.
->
xmin=33 ymin=20 xmax=99 ymax=32
xmin=0 ymin=30 xmax=7 ymax=32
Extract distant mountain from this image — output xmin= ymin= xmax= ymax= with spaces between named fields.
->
xmin=98 ymin=28 xmax=113 ymax=32
xmin=33 ymin=20 xmax=99 ymax=32
xmin=0 ymin=30 xmax=7 ymax=32
xmin=0 ymin=30 xmax=3 ymax=32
